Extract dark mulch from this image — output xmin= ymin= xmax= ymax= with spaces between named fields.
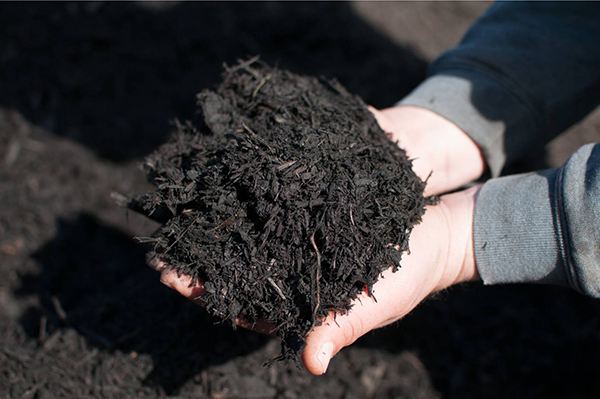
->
xmin=130 ymin=60 xmax=432 ymax=362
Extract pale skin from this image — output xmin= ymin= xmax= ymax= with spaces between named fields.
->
xmin=147 ymin=105 xmax=487 ymax=375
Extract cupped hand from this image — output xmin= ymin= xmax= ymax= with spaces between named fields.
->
xmin=147 ymin=185 xmax=482 ymax=375
xmin=370 ymin=105 xmax=486 ymax=196
xmin=146 ymin=255 xmax=276 ymax=336
xmin=147 ymin=104 xmax=485 ymax=373
xmin=302 ymin=185 xmax=481 ymax=374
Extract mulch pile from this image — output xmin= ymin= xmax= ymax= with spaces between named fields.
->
xmin=128 ymin=58 xmax=433 ymax=363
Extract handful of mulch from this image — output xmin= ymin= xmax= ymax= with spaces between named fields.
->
xmin=126 ymin=58 xmax=434 ymax=364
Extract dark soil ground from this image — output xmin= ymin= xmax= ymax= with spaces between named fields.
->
xmin=2 ymin=3 xmax=600 ymax=398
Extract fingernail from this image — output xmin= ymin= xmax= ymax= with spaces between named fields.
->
xmin=316 ymin=342 xmax=334 ymax=374
xmin=146 ymin=252 xmax=166 ymax=272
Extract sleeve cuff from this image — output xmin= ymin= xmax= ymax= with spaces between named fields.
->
xmin=473 ymin=170 xmax=570 ymax=289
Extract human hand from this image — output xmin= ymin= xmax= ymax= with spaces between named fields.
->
xmin=146 ymin=254 xmax=276 ymax=336
xmin=148 ymin=185 xmax=482 ymax=375
xmin=370 ymin=106 xmax=486 ymax=196
xmin=301 ymin=185 xmax=481 ymax=374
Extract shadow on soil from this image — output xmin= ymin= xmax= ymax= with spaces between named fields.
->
xmin=356 ymin=283 xmax=600 ymax=398
xmin=16 ymin=214 xmax=270 ymax=394
xmin=0 ymin=2 xmax=426 ymax=163
xmin=5 ymin=2 xmax=429 ymax=395
xmin=18 ymin=213 xmax=600 ymax=397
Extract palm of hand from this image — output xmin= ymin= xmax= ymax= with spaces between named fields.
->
xmin=301 ymin=202 xmax=455 ymax=374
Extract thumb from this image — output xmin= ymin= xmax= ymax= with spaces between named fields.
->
xmin=302 ymin=293 xmax=380 ymax=375
xmin=367 ymin=105 xmax=396 ymax=135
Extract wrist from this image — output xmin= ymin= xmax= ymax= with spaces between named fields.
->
xmin=433 ymin=185 xmax=482 ymax=292
xmin=378 ymin=106 xmax=486 ymax=195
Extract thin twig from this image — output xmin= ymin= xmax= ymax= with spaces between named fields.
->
xmin=163 ymin=216 xmax=200 ymax=255
xmin=276 ymin=160 xmax=297 ymax=171
xmin=252 ymin=74 xmax=271 ymax=97
xmin=227 ymin=55 xmax=261 ymax=74
xmin=242 ymin=123 xmax=257 ymax=136
xmin=51 ymin=296 xmax=67 ymax=321
xmin=310 ymin=235 xmax=321 ymax=320
xmin=38 ymin=315 xmax=47 ymax=342
xmin=267 ymin=277 xmax=287 ymax=301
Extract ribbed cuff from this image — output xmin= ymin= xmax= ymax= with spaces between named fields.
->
xmin=397 ymin=71 xmax=538 ymax=178
xmin=473 ymin=170 xmax=569 ymax=288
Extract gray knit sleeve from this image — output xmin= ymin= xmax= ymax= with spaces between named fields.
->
xmin=474 ymin=144 xmax=600 ymax=297
xmin=399 ymin=2 xmax=600 ymax=177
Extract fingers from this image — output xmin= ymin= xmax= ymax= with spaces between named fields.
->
xmin=159 ymin=268 xmax=206 ymax=305
xmin=235 ymin=314 xmax=277 ymax=337
xmin=146 ymin=252 xmax=205 ymax=305
xmin=146 ymin=250 xmax=416 ymax=372
xmin=146 ymin=251 xmax=167 ymax=273
xmin=367 ymin=106 xmax=396 ymax=138
xmin=302 ymin=264 xmax=426 ymax=375
xmin=145 ymin=252 xmax=275 ymax=335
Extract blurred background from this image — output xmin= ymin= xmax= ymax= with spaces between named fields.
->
xmin=1 ymin=2 xmax=600 ymax=398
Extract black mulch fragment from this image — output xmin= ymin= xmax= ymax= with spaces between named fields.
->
xmin=127 ymin=58 xmax=436 ymax=364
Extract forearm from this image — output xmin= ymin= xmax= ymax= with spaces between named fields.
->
xmin=399 ymin=2 xmax=600 ymax=177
